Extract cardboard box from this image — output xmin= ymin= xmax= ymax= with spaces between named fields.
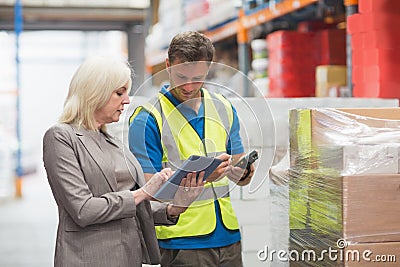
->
xmin=291 ymin=173 xmax=400 ymax=243
xmin=289 ymin=108 xmax=400 ymax=169
xmin=343 ymin=174 xmax=400 ymax=243
xmin=316 ymin=65 xmax=347 ymax=83
xmin=311 ymin=108 xmax=400 ymax=145
xmin=315 ymin=65 xmax=347 ymax=97
xmin=333 ymin=108 xmax=400 ymax=120
xmin=317 ymin=144 xmax=398 ymax=175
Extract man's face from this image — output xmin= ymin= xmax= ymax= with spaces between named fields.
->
xmin=167 ymin=60 xmax=209 ymax=103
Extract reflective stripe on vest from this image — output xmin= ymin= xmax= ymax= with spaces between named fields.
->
xmin=129 ymin=89 xmax=240 ymax=239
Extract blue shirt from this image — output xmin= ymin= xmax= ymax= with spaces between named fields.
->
xmin=129 ymin=86 xmax=244 ymax=249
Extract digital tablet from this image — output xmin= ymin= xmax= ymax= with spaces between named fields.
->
xmin=153 ymin=155 xmax=223 ymax=200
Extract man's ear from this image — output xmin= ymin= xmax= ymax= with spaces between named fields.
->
xmin=165 ymin=58 xmax=172 ymax=75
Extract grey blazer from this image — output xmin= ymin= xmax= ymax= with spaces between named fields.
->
xmin=43 ymin=123 xmax=174 ymax=267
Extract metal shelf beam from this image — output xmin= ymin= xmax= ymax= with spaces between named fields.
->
xmin=147 ymin=0 xmax=320 ymax=72
xmin=0 ymin=5 xmax=146 ymax=31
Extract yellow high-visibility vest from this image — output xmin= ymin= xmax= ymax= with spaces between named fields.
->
xmin=130 ymin=89 xmax=240 ymax=239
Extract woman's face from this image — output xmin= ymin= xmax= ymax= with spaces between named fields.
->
xmin=94 ymin=83 xmax=130 ymax=128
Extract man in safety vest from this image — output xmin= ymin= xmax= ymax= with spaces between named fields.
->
xmin=128 ymin=31 xmax=255 ymax=267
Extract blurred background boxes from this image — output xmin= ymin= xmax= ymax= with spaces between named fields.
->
xmin=347 ymin=0 xmax=400 ymax=98
xmin=315 ymin=65 xmax=347 ymax=97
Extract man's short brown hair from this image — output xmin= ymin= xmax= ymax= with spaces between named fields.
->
xmin=168 ymin=31 xmax=215 ymax=64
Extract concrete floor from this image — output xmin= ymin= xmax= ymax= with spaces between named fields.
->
xmin=0 ymin=169 xmax=57 ymax=267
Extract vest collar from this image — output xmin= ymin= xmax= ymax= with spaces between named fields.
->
xmin=161 ymin=84 xmax=205 ymax=113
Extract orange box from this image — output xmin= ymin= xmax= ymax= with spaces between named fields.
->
xmin=364 ymin=63 xmax=399 ymax=83
xmin=352 ymin=81 xmax=400 ymax=99
xmin=347 ymin=13 xmax=361 ymax=34
xmin=350 ymin=32 xmax=363 ymax=50
xmin=352 ymin=83 xmax=377 ymax=98
xmin=359 ymin=0 xmax=400 ymax=14
xmin=351 ymin=65 xmax=364 ymax=83
xmin=360 ymin=13 xmax=400 ymax=32
xmin=364 ymin=30 xmax=400 ymax=49
xmin=363 ymin=81 xmax=400 ymax=98
xmin=351 ymin=50 xmax=363 ymax=66
xmin=363 ymin=49 xmax=400 ymax=66
xmin=352 ymin=84 xmax=363 ymax=96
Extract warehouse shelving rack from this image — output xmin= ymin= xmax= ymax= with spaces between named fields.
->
xmin=146 ymin=0 xmax=358 ymax=96
xmin=147 ymin=0 xmax=322 ymax=73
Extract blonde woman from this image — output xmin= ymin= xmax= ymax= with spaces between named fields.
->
xmin=43 ymin=56 xmax=204 ymax=267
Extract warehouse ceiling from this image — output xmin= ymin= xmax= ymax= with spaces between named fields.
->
xmin=0 ymin=0 xmax=150 ymax=31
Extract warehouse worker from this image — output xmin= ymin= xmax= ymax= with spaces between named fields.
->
xmin=128 ymin=31 xmax=255 ymax=267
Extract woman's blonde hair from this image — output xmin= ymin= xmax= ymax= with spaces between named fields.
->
xmin=59 ymin=56 xmax=133 ymax=131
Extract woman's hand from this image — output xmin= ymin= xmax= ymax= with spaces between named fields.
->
xmin=133 ymin=168 xmax=173 ymax=204
xmin=167 ymin=171 xmax=205 ymax=217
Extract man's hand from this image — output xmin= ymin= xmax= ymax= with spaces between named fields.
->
xmin=227 ymin=153 xmax=255 ymax=186
xmin=204 ymin=153 xmax=232 ymax=183
xmin=227 ymin=164 xmax=254 ymax=186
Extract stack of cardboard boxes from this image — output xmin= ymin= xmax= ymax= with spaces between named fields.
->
xmin=289 ymin=107 xmax=400 ymax=266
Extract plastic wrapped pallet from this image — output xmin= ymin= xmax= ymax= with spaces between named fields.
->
xmin=284 ymin=108 xmax=400 ymax=266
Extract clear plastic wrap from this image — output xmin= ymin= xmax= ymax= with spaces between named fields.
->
xmin=270 ymin=108 xmax=400 ymax=267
